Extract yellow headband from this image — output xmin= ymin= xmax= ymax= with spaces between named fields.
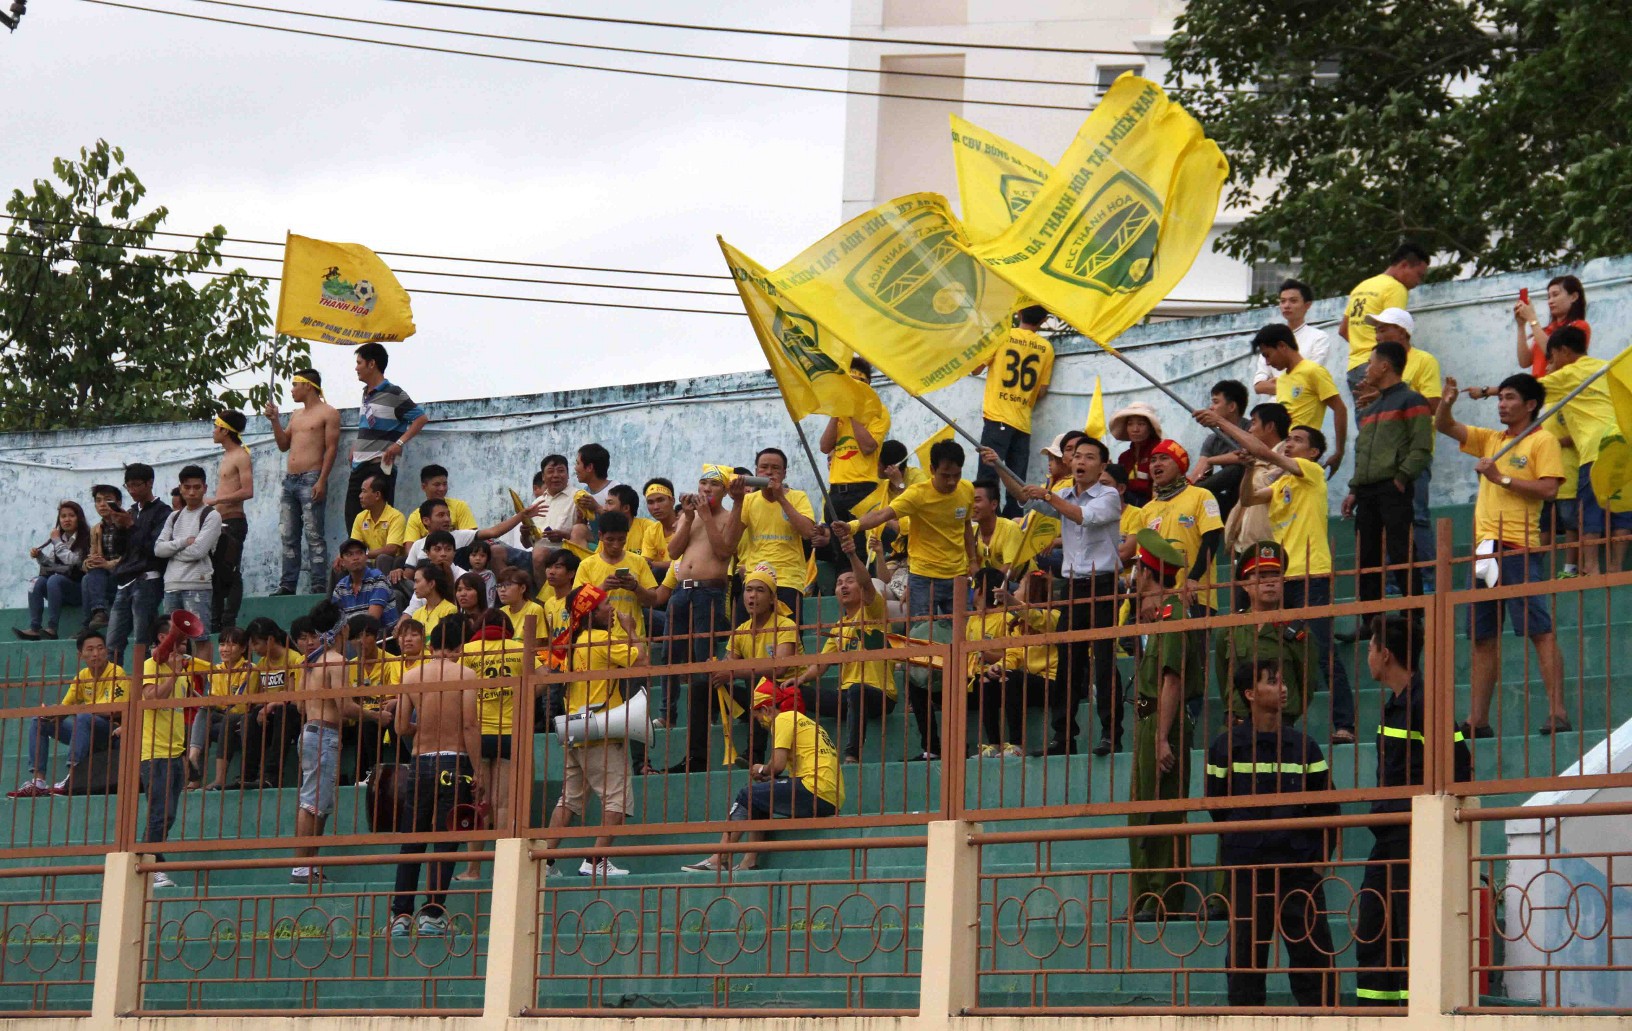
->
xmin=644 ymin=484 xmax=674 ymax=500
xmin=700 ymin=464 xmax=733 ymax=483
xmin=213 ymin=415 xmax=238 ymax=437
xmin=743 ymin=564 xmax=792 ymax=617
xmin=292 ymin=374 xmax=322 ymax=395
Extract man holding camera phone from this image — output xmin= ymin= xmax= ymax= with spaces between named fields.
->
xmin=664 ymin=468 xmax=737 ymax=773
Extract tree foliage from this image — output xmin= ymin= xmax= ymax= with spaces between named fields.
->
xmin=0 ymin=141 xmax=309 ymax=431
xmin=1166 ymin=0 xmax=1632 ymax=297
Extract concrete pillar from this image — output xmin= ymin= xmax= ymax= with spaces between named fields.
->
xmin=1408 ymin=794 xmax=1476 ymax=1019
xmin=916 ymin=820 xmax=980 ymax=1031
xmin=482 ymin=837 xmax=540 ymax=1020
xmin=90 ymin=851 xmax=146 ymax=1022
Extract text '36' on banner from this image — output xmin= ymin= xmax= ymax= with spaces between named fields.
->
xmin=275 ymin=233 xmax=416 ymax=346
xmin=768 ymin=193 xmax=1021 ymax=397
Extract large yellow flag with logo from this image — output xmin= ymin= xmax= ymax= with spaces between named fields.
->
xmin=949 ymin=115 xmax=1054 ymax=244
xmin=719 ymin=238 xmax=869 ymax=422
xmin=769 ymin=194 xmax=1021 ymax=396
xmin=275 ymin=234 xmax=415 ymax=345
xmin=965 ymin=75 xmax=1228 ymax=348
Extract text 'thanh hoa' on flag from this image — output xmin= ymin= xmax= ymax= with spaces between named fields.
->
xmin=966 ymin=75 xmax=1228 ymax=349
xmin=718 ymin=238 xmax=870 ymax=422
xmin=769 ymin=193 xmax=1021 ymax=397
xmin=275 ymin=233 xmax=416 ymax=345
xmin=949 ymin=114 xmax=1055 ymax=244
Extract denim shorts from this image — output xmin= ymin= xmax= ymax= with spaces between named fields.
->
xmin=1467 ymin=549 xmax=1553 ymax=642
xmin=1577 ymin=464 xmax=1632 ymax=536
xmin=298 ymin=724 xmax=342 ymax=816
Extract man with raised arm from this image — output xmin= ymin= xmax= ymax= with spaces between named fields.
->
xmin=207 ymin=410 xmax=254 ymax=632
xmin=264 ymin=368 xmax=341 ymax=596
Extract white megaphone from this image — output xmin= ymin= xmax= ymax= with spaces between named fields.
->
xmin=552 ymin=689 xmax=653 ymax=746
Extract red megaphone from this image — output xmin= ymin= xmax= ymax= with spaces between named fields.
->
xmin=153 ymin=609 xmax=207 ymax=665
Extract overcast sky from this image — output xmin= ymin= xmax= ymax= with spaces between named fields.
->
xmin=3 ymin=0 xmax=852 ymax=406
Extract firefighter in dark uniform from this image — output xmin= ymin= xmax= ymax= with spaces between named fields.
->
xmin=1127 ymin=529 xmax=1208 ymax=920
xmin=1213 ymin=540 xmax=1322 ymax=724
xmin=1205 ymin=657 xmax=1339 ymax=1006
xmin=1355 ymin=613 xmax=1473 ymax=1006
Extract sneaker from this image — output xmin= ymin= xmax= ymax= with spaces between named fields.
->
xmin=50 ymin=779 xmax=70 ymax=795
xmin=415 ymin=912 xmax=448 ymax=936
xmin=6 ymin=780 xmax=51 ymax=799
xmin=1001 ymin=743 xmax=1025 ymax=758
xmin=270 ymin=587 xmax=296 ymax=597
xmin=579 ymin=858 xmax=629 ymax=878
xmin=290 ymin=867 xmax=314 ymax=883
xmin=86 ymin=610 xmax=109 ymax=630
xmin=1092 ymin=737 xmax=1113 ymax=757
xmin=390 ymin=913 xmax=412 ymax=937
xmin=681 ymin=859 xmax=719 ymax=873
xmin=978 ymin=744 xmax=1002 ymax=758
xmin=1556 ymin=568 xmax=1580 ymax=580
xmin=151 ymin=872 xmax=176 ymax=889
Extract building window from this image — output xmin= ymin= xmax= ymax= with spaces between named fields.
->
xmin=1251 ymin=261 xmax=1303 ymax=299
xmin=1096 ymin=65 xmax=1143 ymax=98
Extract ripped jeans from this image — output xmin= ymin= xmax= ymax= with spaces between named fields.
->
xmin=278 ymin=470 xmax=328 ymax=593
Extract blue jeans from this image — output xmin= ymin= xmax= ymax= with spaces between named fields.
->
xmin=670 ymin=585 xmax=731 ymax=764
xmin=139 ymin=757 xmax=186 ymax=863
xmin=278 ymin=471 xmax=328 ymax=593
xmin=163 ymin=589 xmax=212 ymax=626
xmin=729 ymin=777 xmax=838 ymax=821
xmin=979 ymin=419 xmax=1032 ymax=518
xmin=107 ymin=577 xmax=163 ymax=667
xmin=27 ymin=574 xmax=82 ymax=633
xmin=26 ymin=713 xmax=113 ymax=779
xmin=906 ymin=572 xmax=958 ymax=620
xmin=1283 ymin=576 xmax=1354 ymax=733
xmin=81 ymin=568 xmax=112 ymax=617
xmin=1412 ymin=467 xmax=1436 ymax=592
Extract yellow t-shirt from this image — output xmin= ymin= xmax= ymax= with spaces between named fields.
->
xmin=1542 ymin=411 xmax=1579 ymax=501
xmin=1005 ymin=607 xmax=1060 ymax=680
xmin=1540 ymin=356 xmax=1615 ymax=466
xmin=350 ymin=505 xmax=407 ymax=553
xmin=352 ymin=654 xmax=400 ymax=712
xmin=254 ymin=652 xmax=302 ymax=697
xmin=829 ymin=386 xmax=891 ymax=484
xmin=1275 ymin=358 xmax=1340 ymax=432
xmin=1403 ymin=348 xmax=1443 ymax=400
xmin=1462 ymin=426 xmax=1565 ymax=547
xmin=823 ymin=593 xmax=894 ymax=698
xmin=1140 ymin=485 xmax=1225 ymax=604
xmin=573 ymin=551 xmax=658 ymax=636
xmin=626 ymin=516 xmax=662 ymax=562
xmin=639 ymin=519 xmax=673 ymax=566
xmin=411 ymin=598 xmax=458 ymax=639
xmin=404 ymin=497 xmax=477 ymax=544
xmin=564 ymin=628 xmax=639 ymax=716
xmin=738 ymin=490 xmax=816 ymax=590
xmin=982 ymin=327 xmax=1055 ymax=433
xmin=1267 ymin=458 xmax=1333 ymax=577
xmin=60 ymin=663 xmax=127 ymax=706
xmin=541 ymin=592 xmax=570 ymax=643
xmin=461 ymin=637 xmax=524 ymax=736
xmin=974 ymin=517 xmax=1024 ymax=572
xmin=206 ymin=659 xmax=256 ymax=715
xmin=1119 ymin=504 xmax=1145 ymax=537
xmin=1344 ymin=272 xmax=1409 ymax=369
xmin=501 ymin=601 xmax=548 ymax=642
xmin=773 ymin=709 xmax=844 ymax=809
xmin=889 ymin=480 xmax=975 ymax=579
xmin=965 ymin=610 xmax=1010 ymax=683
xmin=728 ymin=614 xmax=801 ymax=665
xmin=140 ymin=656 xmax=210 ymax=760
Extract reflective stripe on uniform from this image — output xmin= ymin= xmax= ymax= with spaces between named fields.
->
xmin=1208 ymin=760 xmax=1329 ymax=776
xmin=1378 ymin=725 xmax=1466 ymax=744
xmin=1356 ymin=987 xmax=1409 ymax=1001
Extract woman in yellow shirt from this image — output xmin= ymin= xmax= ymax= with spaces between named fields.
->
xmin=396 ymin=565 xmax=457 ymax=640
xmin=185 ymin=627 xmax=254 ymax=790
xmin=496 ymin=569 xmax=547 ymax=643
xmin=969 ymin=570 xmax=1057 ymax=756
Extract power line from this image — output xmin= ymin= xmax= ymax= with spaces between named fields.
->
xmin=370 ymin=0 xmax=1152 ymax=57
xmin=82 ymin=0 xmax=1098 ymax=112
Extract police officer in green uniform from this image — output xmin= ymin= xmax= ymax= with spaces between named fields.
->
xmin=1213 ymin=541 xmax=1323 ymax=724
xmin=1127 ymin=529 xmax=1208 ymax=920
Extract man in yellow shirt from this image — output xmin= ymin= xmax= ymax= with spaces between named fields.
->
xmin=139 ymin=619 xmax=210 ymax=886
xmin=852 ymin=438 xmax=978 ymax=619
xmin=242 ymin=617 xmax=302 ymax=789
xmin=572 ymin=511 xmax=663 ymax=637
xmin=402 ymin=464 xmax=477 ymax=545
xmin=604 ymin=486 xmax=662 ymax=567
xmin=1340 ymin=243 xmax=1430 ymax=392
xmin=726 ymin=448 xmax=818 ymax=621
xmin=640 ymin=479 xmax=679 ymax=581
xmin=820 ymin=357 xmax=891 ymax=563
xmin=1138 ymin=440 xmax=1225 ymax=612
xmin=976 ymin=305 xmax=1055 ymax=517
xmin=970 ymin=481 xmax=1024 ymax=579
xmin=1436 ymin=374 xmax=1568 ymax=738
xmin=345 ymin=614 xmax=404 ymax=785
xmin=347 ymin=474 xmax=407 ymax=571
xmin=10 ymin=628 xmax=127 ymax=797
xmin=1253 ymin=323 xmax=1347 ymax=473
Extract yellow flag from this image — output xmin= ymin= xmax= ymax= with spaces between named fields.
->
xmin=1008 ymin=509 xmax=1061 ymax=567
xmin=915 ymin=425 xmax=956 ymax=473
xmin=769 ymin=194 xmax=1021 ymax=396
xmin=275 ymin=234 xmax=415 ymax=345
xmin=950 ymin=115 xmax=1054 ymax=243
xmin=965 ymin=76 xmax=1228 ymax=348
xmin=719 ymin=238 xmax=869 ymax=421
xmin=1084 ymin=376 xmax=1107 ymax=438
xmin=851 ymin=481 xmax=887 ymax=518
xmin=1589 ymin=349 xmax=1632 ymax=511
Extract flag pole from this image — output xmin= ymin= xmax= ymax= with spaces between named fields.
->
xmin=1091 ymin=335 xmax=1197 ymax=413
xmin=788 ymin=412 xmax=834 ymax=522
xmin=906 ymin=391 xmax=1025 ymax=485
xmin=1486 ymin=353 xmax=1626 ymax=461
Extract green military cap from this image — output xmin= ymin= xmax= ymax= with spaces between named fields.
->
xmin=1234 ymin=539 xmax=1287 ymax=581
xmin=1134 ymin=528 xmax=1186 ymax=577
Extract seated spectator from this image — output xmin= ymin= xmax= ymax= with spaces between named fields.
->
xmin=576 ymin=443 xmax=623 ymax=507
xmin=537 ymin=549 xmax=580 ymax=637
xmin=453 ymin=571 xmax=490 ymax=635
xmin=541 ymin=586 xmax=642 ymax=879
xmin=347 ymin=474 xmax=407 ymax=572
xmin=682 ymin=680 xmax=844 ymax=873
xmin=392 ymin=619 xmax=427 ymax=673
xmin=526 ymin=455 xmax=586 ymax=560
xmin=713 ymin=564 xmax=802 ymax=766
xmin=459 ymin=609 xmax=524 ymax=879
xmin=403 ymin=464 xmax=477 ymax=545
xmin=603 ymin=485 xmax=661 ymax=565
xmin=154 ymin=465 xmax=222 ymax=626
xmin=466 ymin=540 xmax=499 ymax=606
xmin=640 ymin=479 xmax=678 ymax=580
xmin=332 ymin=538 xmax=400 ymax=627
xmin=185 ymin=627 xmax=253 ymax=791
xmin=397 ymin=564 xmax=458 ymax=640
xmin=80 ymin=485 xmax=127 ymax=631
xmin=241 ymin=618 xmax=301 ymax=789
xmin=344 ymin=615 xmax=402 ymax=788
xmin=16 ymin=501 xmax=91 ymax=641
xmin=399 ymin=527 xmax=468 ymax=616
xmin=292 ymin=619 xmax=359 ymax=884
xmin=397 ymin=499 xmax=544 ymax=581
xmin=140 ymin=615 xmax=210 ymax=889
xmin=8 ymin=628 xmax=126 ymax=798
xmin=982 ymin=570 xmax=1059 ymax=757
xmin=496 ymin=568 xmax=546 ymax=642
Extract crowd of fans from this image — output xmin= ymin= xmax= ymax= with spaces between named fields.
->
xmin=6 ymin=252 xmax=1613 ymax=1001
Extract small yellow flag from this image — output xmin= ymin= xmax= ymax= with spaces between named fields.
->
xmin=949 ymin=115 xmax=1054 ymax=244
xmin=275 ymin=234 xmax=415 ymax=345
xmin=1008 ymin=509 xmax=1062 ymax=567
xmin=964 ymin=75 xmax=1228 ymax=349
xmin=1589 ymin=348 xmax=1632 ymax=511
xmin=769 ymin=194 xmax=1021 ymax=397
xmin=915 ymin=425 xmax=956 ymax=473
xmin=1084 ymin=376 xmax=1107 ymax=439
xmin=719 ymin=238 xmax=870 ymax=422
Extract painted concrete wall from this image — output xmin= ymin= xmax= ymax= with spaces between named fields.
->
xmin=2 ymin=253 xmax=1628 ymax=606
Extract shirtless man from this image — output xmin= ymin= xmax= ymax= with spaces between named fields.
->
xmin=668 ymin=467 xmax=737 ymax=773
xmin=390 ymin=621 xmax=482 ymax=937
xmin=291 ymin=617 xmax=360 ymax=883
xmin=264 ymin=369 xmax=341 ymax=596
xmin=206 ymin=410 xmax=254 ymax=633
